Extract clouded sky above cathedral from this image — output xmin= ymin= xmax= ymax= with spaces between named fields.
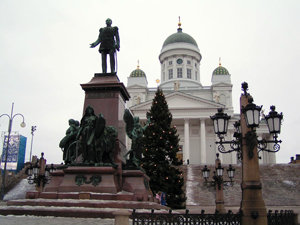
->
xmin=0 ymin=0 xmax=299 ymax=163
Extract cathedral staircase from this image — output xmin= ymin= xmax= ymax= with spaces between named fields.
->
xmin=183 ymin=163 xmax=300 ymax=208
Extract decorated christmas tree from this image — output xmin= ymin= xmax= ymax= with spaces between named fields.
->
xmin=142 ymin=88 xmax=186 ymax=209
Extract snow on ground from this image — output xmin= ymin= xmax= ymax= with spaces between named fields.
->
xmin=3 ymin=179 xmax=35 ymax=201
xmin=0 ymin=215 xmax=115 ymax=225
xmin=186 ymin=166 xmax=198 ymax=205
xmin=282 ymin=180 xmax=295 ymax=186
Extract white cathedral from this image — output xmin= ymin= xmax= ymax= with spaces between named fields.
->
xmin=125 ymin=21 xmax=275 ymax=165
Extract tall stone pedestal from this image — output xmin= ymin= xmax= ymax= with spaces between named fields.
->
xmin=80 ymin=73 xmax=130 ymax=150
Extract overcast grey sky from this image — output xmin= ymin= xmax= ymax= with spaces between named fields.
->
xmin=0 ymin=0 xmax=299 ymax=164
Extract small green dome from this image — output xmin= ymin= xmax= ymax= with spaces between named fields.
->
xmin=130 ymin=67 xmax=146 ymax=77
xmin=162 ymin=28 xmax=198 ymax=48
xmin=213 ymin=65 xmax=230 ymax=75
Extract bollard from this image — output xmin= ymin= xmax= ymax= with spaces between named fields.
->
xmin=113 ymin=209 xmax=131 ymax=225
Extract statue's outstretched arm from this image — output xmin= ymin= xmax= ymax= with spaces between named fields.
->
xmin=90 ymin=30 xmax=102 ymax=48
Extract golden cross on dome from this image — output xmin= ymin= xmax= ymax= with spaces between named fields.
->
xmin=219 ymin=57 xmax=222 ymax=66
xmin=137 ymin=60 xmax=140 ymax=69
xmin=178 ymin=16 xmax=181 ymax=28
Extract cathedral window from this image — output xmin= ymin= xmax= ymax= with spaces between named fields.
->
xmin=168 ymin=69 xmax=173 ymax=79
xmin=187 ymin=60 xmax=191 ymax=65
xmin=177 ymin=68 xmax=183 ymax=78
xmin=187 ymin=69 xmax=192 ymax=79
xmin=169 ymin=61 xmax=173 ymax=65
xmin=195 ymin=71 xmax=198 ymax=80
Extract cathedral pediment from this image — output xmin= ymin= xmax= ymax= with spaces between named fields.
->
xmin=211 ymin=82 xmax=233 ymax=87
xmin=130 ymin=91 xmax=224 ymax=112
xmin=127 ymin=84 xmax=148 ymax=89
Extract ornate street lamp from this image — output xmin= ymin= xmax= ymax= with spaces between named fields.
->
xmin=211 ymin=83 xmax=283 ymax=158
xmin=211 ymin=111 xmax=241 ymax=155
xmin=202 ymin=154 xmax=235 ymax=214
xmin=0 ymin=103 xmax=26 ymax=200
xmin=210 ymin=82 xmax=284 ymax=224
xmin=255 ymin=105 xmax=283 ymax=155
xmin=26 ymin=153 xmax=55 ymax=188
xmin=202 ymin=154 xmax=235 ymax=190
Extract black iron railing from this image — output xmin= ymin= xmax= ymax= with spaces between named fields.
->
xmin=132 ymin=209 xmax=242 ymax=225
xmin=267 ymin=210 xmax=296 ymax=225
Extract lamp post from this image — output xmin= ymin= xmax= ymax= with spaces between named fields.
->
xmin=210 ymin=82 xmax=283 ymax=225
xmin=29 ymin=126 xmax=37 ymax=162
xmin=26 ymin=152 xmax=55 ymax=192
xmin=202 ymin=153 xmax=235 ymax=213
xmin=0 ymin=103 xmax=26 ymax=200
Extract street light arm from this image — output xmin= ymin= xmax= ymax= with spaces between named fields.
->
xmin=12 ymin=113 xmax=25 ymax=122
xmin=0 ymin=114 xmax=11 ymax=120
xmin=257 ymin=138 xmax=282 ymax=156
xmin=215 ymin=136 xmax=241 ymax=154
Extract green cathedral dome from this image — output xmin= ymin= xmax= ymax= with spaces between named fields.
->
xmin=162 ymin=27 xmax=198 ymax=48
xmin=130 ymin=67 xmax=146 ymax=77
xmin=212 ymin=65 xmax=230 ymax=75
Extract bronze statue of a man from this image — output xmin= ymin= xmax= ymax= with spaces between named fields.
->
xmin=90 ymin=18 xmax=120 ymax=74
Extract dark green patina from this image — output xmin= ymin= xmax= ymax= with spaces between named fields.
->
xmin=59 ymin=106 xmax=118 ymax=167
xmin=75 ymin=175 xmax=102 ymax=186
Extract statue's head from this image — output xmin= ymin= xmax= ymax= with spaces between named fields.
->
xmin=106 ymin=18 xmax=112 ymax=26
xmin=85 ymin=106 xmax=94 ymax=116
xmin=68 ymin=119 xmax=75 ymax=125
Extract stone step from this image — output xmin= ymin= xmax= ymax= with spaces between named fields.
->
xmin=0 ymin=199 xmax=169 ymax=218
xmin=30 ymin=191 xmax=136 ymax=201
xmin=7 ymin=198 xmax=168 ymax=210
xmin=0 ymin=205 xmax=124 ymax=218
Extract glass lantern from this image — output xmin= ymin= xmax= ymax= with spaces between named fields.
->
xmin=216 ymin=163 xmax=224 ymax=177
xmin=265 ymin=106 xmax=283 ymax=134
xmin=242 ymin=97 xmax=262 ymax=128
xmin=210 ymin=108 xmax=231 ymax=136
xmin=202 ymin=165 xmax=210 ymax=180
xmin=227 ymin=164 xmax=235 ymax=180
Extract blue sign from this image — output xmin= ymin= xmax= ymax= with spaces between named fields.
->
xmin=1 ymin=135 xmax=27 ymax=172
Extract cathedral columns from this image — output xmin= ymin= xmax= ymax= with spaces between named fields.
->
xmin=172 ymin=59 xmax=176 ymax=79
xmin=200 ymin=119 xmax=206 ymax=164
xmin=183 ymin=57 xmax=187 ymax=78
xmin=184 ymin=119 xmax=190 ymax=164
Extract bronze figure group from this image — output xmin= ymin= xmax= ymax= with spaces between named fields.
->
xmin=59 ymin=106 xmax=117 ymax=166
